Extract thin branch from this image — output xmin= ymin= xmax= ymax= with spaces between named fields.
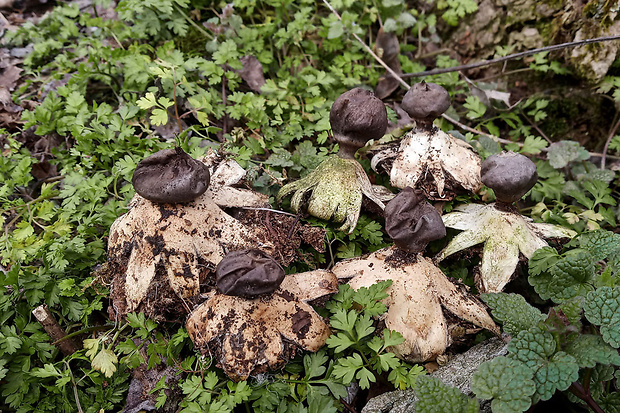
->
xmin=521 ymin=111 xmax=552 ymax=143
xmin=401 ymin=35 xmax=620 ymax=78
xmin=32 ymin=305 xmax=81 ymax=356
xmin=601 ymin=114 xmax=620 ymax=169
xmin=321 ymin=0 xmax=409 ymax=90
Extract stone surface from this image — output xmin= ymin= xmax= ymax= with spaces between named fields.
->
xmin=362 ymin=336 xmax=509 ymax=413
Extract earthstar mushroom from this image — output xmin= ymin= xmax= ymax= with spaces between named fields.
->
xmin=438 ymin=151 xmax=575 ymax=292
xmin=278 ymin=88 xmax=392 ymax=232
xmin=107 ymin=152 xmax=282 ymax=320
xmin=480 ymin=151 xmax=538 ymax=204
xmin=216 ymin=249 xmax=285 ymax=298
xmin=400 ymin=81 xmax=451 ymax=129
xmin=186 ymin=269 xmax=338 ymax=381
xmin=371 ymin=82 xmax=482 ymax=200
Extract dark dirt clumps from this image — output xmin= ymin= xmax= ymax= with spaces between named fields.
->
xmin=385 ymin=248 xmax=420 ymax=267
xmin=232 ymin=208 xmax=326 ymax=266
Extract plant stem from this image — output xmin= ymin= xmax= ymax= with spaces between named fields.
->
xmin=321 ymin=0 xmax=409 ymax=90
xmin=174 ymin=5 xmax=213 ymax=39
xmin=601 ymin=114 xmax=620 ymax=169
xmin=53 ymin=325 xmax=114 ymax=345
xmin=172 ymin=68 xmax=184 ymax=135
xmin=568 ymin=381 xmax=606 ymax=413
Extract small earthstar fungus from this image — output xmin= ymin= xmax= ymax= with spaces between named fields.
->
xmin=331 ymin=246 xmax=499 ymax=362
xmin=186 ymin=266 xmax=338 ymax=381
xmin=384 ymin=186 xmax=446 ymax=253
xmin=438 ymin=151 xmax=576 ymax=293
xmin=277 ymin=88 xmax=392 ymax=233
xmin=132 ymin=147 xmax=210 ymax=203
xmin=107 ymin=151 xmax=320 ymax=321
xmin=371 ymin=82 xmax=482 ymax=200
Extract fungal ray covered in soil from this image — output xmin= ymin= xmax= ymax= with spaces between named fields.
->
xmin=438 ymin=203 xmax=577 ymax=293
xmin=331 ymin=246 xmax=499 ymax=362
xmin=107 ymin=152 xmax=324 ymax=320
xmin=186 ymin=269 xmax=338 ymax=381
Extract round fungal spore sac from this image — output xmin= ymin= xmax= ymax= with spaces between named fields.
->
xmin=401 ymin=82 xmax=451 ymax=126
xmin=330 ymin=88 xmax=388 ymax=157
xmin=384 ymin=187 xmax=446 ymax=253
xmin=481 ymin=151 xmax=538 ymax=204
xmin=216 ymin=249 xmax=285 ymax=298
xmin=132 ymin=147 xmax=210 ymax=203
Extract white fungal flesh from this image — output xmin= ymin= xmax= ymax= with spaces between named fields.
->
xmin=374 ymin=129 xmax=482 ymax=198
xmin=331 ymin=247 xmax=499 ymax=362
xmin=439 ymin=203 xmax=577 ymax=292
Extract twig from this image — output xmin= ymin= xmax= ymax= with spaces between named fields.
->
xmin=601 ymin=114 xmax=620 ymax=169
xmin=65 ymin=360 xmax=85 ymax=413
xmin=401 ymin=35 xmax=620 ymax=78
xmin=32 ymin=305 xmax=81 ymax=356
xmin=521 ymin=111 xmax=552 ymax=143
xmin=239 ymin=206 xmax=298 ymax=217
xmin=321 ymin=0 xmax=409 ymax=90
xmin=172 ymin=68 xmax=184 ymax=134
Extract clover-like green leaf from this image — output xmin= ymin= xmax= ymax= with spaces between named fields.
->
xmin=415 ymin=376 xmax=479 ymax=413
xmin=583 ymin=287 xmax=620 ymax=348
xmin=508 ymin=326 xmax=579 ymax=401
xmin=564 ymin=334 xmax=620 ymax=368
xmin=530 ymin=351 xmax=579 ymax=401
xmin=577 ymin=230 xmax=620 ymax=261
xmin=507 ymin=326 xmax=557 ymax=369
xmin=481 ymin=293 xmax=545 ymax=335
xmin=472 ymin=356 xmax=536 ymax=413
xmin=529 ymin=249 xmax=596 ymax=303
xmin=547 ymin=141 xmax=590 ymax=169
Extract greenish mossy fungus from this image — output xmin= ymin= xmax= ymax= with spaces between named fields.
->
xmin=481 ymin=151 xmax=538 ymax=204
xmin=132 ymin=147 xmax=210 ymax=203
xmin=385 ymin=187 xmax=446 ymax=253
xmin=401 ymin=82 xmax=451 ymax=129
xmin=278 ymin=88 xmax=390 ymax=233
xmin=216 ymin=249 xmax=285 ymax=298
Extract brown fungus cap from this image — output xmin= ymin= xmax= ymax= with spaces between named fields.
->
xmin=132 ymin=147 xmax=210 ymax=203
xmin=481 ymin=151 xmax=538 ymax=204
xmin=216 ymin=249 xmax=285 ymax=298
xmin=330 ymin=88 xmax=388 ymax=158
xmin=384 ymin=187 xmax=446 ymax=253
xmin=401 ymin=82 xmax=451 ymax=126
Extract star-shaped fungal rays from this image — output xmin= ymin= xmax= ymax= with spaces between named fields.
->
xmin=186 ymin=270 xmax=338 ymax=381
xmin=107 ymin=155 xmax=275 ymax=318
xmin=372 ymin=129 xmax=482 ymax=200
xmin=278 ymin=155 xmax=391 ymax=233
xmin=331 ymin=247 xmax=499 ymax=362
xmin=438 ymin=203 xmax=576 ymax=293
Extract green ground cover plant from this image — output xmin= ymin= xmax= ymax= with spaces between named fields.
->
xmin=1 ymin=0 xmax=619 ymax=412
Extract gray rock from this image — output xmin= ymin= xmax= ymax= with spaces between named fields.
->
xmin=362 ymin=336 xmax=509 ymax=413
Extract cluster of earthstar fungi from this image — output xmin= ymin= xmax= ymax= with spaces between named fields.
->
xmin=106 ymin=82 xmax=574 ymax=381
